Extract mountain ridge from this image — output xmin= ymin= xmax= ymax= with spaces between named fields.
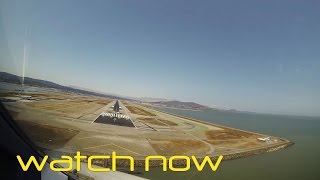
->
xmin=0 ymin=71 xmax=235 ymax=111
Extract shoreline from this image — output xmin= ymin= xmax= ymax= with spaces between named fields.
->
xmin=82 ymin=137 xmax=293 ymax=168
xmin=84 ymin=106 xmax=294 ymax=168
xmin=1 ymin=82 xmax=294 ymax=169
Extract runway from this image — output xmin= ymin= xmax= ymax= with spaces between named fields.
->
xmin=93 ymin=100 xmax=135 ymax=127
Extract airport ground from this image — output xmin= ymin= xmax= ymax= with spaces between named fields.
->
xmin=0 ymin=85 xmax=292 ymax=167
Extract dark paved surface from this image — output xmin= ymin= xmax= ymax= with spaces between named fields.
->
xmin=94 ymin=115 xmax=135 ymax=127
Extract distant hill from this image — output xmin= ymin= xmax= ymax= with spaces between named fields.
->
xmin=149 ymin=100 xmax=238 ymax=111
xmin=0 ymin=71 xmax=237 ymax=112
xmin=0 ymin=71 xmax=122 ymax=99
xmin=0 ymin=72 xmax=62 ymax=88
xmin=150 ymin=100 xmax=213 ymax=110
xmin=134 ymin=97 xmax=169 ymax=102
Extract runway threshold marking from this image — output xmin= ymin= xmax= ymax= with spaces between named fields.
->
xmin=91 ymin=101 xmax=116 ymax=123
xmin=129 ymin=118 xmax=137 ymax=128
xmin=92 ymin=113 xmax=101 ymax=123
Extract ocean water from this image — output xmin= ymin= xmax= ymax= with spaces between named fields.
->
xmin=138 ymin=108 xmax=320 ymax=180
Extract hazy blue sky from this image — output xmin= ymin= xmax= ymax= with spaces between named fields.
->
xmin=1 ymin=0 xmax=320 ymax=116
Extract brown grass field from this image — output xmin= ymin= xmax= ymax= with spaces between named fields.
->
xmin=137 ymin=117 xmax=178 ymax=126
xmin=24 ymin=99 xmax=112 ymax=119
xmin=126 ymin=105 xmax=156 ymax=116
xmin=205 ymin=129 xmax=253 ymax=140
xmin=16 ymin=120 xmax=80 ymax=148
xmin=149 ymin=139 xmax=209 ymax=155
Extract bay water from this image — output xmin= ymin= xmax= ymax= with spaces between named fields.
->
xmin=138 ymin=108 xmax=320 ymax=180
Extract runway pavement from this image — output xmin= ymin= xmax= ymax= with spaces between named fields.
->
xmin=94 ymin=100 xmax=136 ymax=128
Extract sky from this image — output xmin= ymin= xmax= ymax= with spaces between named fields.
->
xmin=1 ymin=0 xmax=320 ymax=116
